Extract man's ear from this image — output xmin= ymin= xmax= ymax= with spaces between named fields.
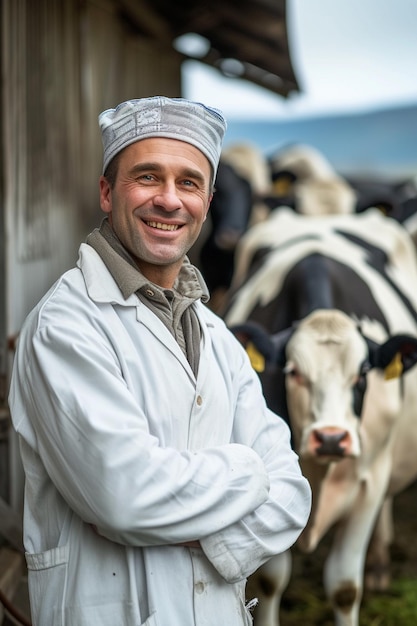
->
xmin=203 ymin=193 xmax=213 ymax=222
xmin=99 ymin=176 xmax=112 ymax=214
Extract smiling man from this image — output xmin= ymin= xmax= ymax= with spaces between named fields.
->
xmin=9 ymin=96 xmax=311 ymax=626
xmin=99 ymin=136 xmax=212 ymax=287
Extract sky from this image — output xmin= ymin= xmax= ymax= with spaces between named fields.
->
xmin=183 ymin=0 xmax=417 ymax=120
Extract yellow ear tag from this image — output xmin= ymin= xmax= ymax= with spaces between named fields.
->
xmin=246 ymin=341 xmax=265 ymax=373
xmin=384 ymin=351 xmax=403 ymax=380
xmin=273 ymin=176 xmax=292 ymax=196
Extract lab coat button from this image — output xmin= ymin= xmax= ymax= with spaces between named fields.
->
xmin=196 ymin=395 xmax=203 ymax=406
xmin=195 ymin=581 xmax=205 ymax=594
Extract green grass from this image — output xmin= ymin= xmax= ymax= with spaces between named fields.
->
xmin=279 ymin=577 xmax=417 ymax=625
xmin=360 ymin=579 xmax=417 ymax=625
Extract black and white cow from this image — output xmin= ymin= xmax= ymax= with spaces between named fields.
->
xmin=267 ymin=144 xmax=417 ymax=249
xmin=199 ymin=161 xmax=252 ymax=296
xmin=224 ymin=208 xmax=417 ymax=626
xmin=267 ymin=144 xmax=417 ymax=246
xmin=266 ymin=143 xmax=358 ymax=216
xmin=196 ymin=142 xmax=272 ymax=311
xmin=346 ymin=174 xmax=417 ymax=247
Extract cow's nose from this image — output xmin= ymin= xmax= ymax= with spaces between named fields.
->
xmin=309 ymin=428 xmax=351 ymax=458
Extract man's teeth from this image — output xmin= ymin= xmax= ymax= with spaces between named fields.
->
xmin=147 ymin=221 xmax=179 ymax=231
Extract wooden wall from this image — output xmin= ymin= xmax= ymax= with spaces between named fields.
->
xmin=0 ymin=0 xmax=183 ymax=510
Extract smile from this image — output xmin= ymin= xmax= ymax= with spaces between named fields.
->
xmin=146 ymin=221 xmax=180 ymax=231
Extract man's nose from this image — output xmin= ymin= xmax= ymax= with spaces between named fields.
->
xmin=153 ymin=184 xmax=182 ymax=211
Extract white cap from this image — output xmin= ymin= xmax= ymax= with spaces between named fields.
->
xmin=99 ymin=96 xmax=227 ymax=175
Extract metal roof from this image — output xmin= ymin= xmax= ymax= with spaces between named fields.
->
xmin=117 ymin=0 xmax=300 ymax=98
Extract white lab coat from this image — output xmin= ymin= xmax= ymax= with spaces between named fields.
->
xmin=9 ymin=244 xmax=311 ymax=626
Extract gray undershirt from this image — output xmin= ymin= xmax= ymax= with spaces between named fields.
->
xmin=86 ymin=218 xmax=210 ymax=377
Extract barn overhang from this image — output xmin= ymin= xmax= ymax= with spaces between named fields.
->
xmin=116 ymin=0 xmax=300 ymax=98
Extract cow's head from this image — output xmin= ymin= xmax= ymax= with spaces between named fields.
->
xmin=231 ymin=310 xmax=417 ymax=464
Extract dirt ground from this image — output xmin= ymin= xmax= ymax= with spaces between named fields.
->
xmin=277 ymin=479 xmax=417 ymax=625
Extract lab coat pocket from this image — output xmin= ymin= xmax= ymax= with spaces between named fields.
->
xmin=26 ymin=544 xmax=69 ymax=625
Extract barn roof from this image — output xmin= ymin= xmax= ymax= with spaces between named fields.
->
xmin=116 ymin=0 xmax=300 ymax=98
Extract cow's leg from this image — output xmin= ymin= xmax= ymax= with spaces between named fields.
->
xmin=246 ymin=550 xmax=292 ymax=626
xmin=322 ymin=462 xmax=391 ymax=626
xmin=323 ymin=518 xmax=364 ymax=626
xmin=364 ymin=496 xmax=393 ymax=591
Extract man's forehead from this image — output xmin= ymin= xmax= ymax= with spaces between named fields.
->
xmin=121 ymin=138 xmax=211 ymax=175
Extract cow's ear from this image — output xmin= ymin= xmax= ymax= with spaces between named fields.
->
xmin=271 ymin=169 xmax=297 ymax=196
xmin=367 ymin=335 xmax=417 ymax=378
xmin=229 ymin=322 xmax=292 ymax=371
xmin=271 ymin=327 xmax=295 ymax=368
xmin=229 ymin=322 xmax=276 ymax=372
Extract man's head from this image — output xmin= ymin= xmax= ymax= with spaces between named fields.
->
xmin=99 ymin=96 xmax=227 ymax=186
xmin=97 ymin=97 xmax=227 ymax=288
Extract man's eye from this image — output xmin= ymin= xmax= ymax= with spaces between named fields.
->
xmin=138 ymin=174 xmax=154 ymax=182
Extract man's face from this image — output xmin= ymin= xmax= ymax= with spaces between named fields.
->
xmin=99 ymin=137 xmax=213 ymax=288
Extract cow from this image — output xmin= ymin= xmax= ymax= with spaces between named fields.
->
xmin=198 ymin=160 xmax=253 ymax=298
xmin=267 ymin=143 xmax=417 ymax=247
xmin=223 ymin=208 xmax=417 ymax=626
xmin=197 ymin=142 xmax=272 ymax=311
xmin=266 ymin=143 xmax=358 ymax=216
xmin=346 ymin=174 xmax=417 ymax=247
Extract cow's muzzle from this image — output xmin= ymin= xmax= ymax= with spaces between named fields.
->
xmin=309 ymin=427 xmax=353 ymax=459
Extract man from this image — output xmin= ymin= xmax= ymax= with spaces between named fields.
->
xmin=9 ymin=96 xmax=311 ymax=626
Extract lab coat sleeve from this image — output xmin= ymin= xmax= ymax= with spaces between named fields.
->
xmin=200 ymin=338 xmax=312 ymax=583
xmin=11 ymin=308 xmax=270 ymax=546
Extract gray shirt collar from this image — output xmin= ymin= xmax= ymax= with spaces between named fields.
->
xmin=86 ymin=218 xmax=210 ymax=304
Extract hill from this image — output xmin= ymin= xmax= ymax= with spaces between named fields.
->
xmin=223 ymin=102 xmax=417 ymax=179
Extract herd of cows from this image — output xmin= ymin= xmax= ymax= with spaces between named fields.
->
xmin=197 ymin=143 xmax=417 ymax=626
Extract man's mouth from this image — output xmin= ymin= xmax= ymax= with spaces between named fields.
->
xmin=146 ymin=221 xmax=180 ymax=231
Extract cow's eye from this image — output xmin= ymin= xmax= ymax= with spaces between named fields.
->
xmin=283 ymin=363 xmax=296 ymax=376
xmin=355 ymin=374 xmax=367 ymax=393
xmin=283 ymin=364 xmax=307 ymax=386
